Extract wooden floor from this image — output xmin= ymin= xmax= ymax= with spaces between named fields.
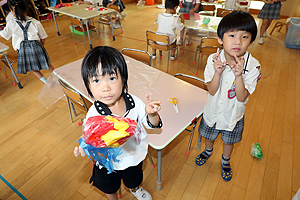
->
xmin=0 ymin=4 xmax=300 ymax=200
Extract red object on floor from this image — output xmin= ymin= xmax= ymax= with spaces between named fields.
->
xmin=146 ymin=0 xmax=154 ymax=5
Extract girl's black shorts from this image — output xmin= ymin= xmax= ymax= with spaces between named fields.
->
xmin=89 ymin=161 xmax=143 ymax=194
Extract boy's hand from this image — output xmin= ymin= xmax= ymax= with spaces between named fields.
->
xmin=230 ymin=55 xmax=244 ymax=77
xmin=145 ymin=94 xmax=161 ymax=116
xmin=213 ymin=48 xmax=226 ymax=74
xmin=74 ymin=146 xmax=86 ymax=157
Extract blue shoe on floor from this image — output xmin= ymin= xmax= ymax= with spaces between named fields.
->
xmin=195 ymin=151 xmax=211 ymax=166
xmin=221 ymin=162 xmax=232 ymax=181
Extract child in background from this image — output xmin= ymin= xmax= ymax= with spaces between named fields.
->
xmin=74 ymin=46 xmax=162 ymax=200
xmin=102 ymin=0 xmax=127 ymax=28
xmin=152 ymin=0 xmax=185 ymax=61
xmin=179 ymin=0 xmax=202 ymax=15
xmin=0 ymin=0 xmax=54 ymax=83
xmin=195 ymin=11 xmax=261 ymax=181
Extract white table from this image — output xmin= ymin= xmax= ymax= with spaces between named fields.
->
xmin=185 ymin=14 xmax=222 ymax=35
xmin=38 ymin=56 xmax=208 ymax=191
xmin=0 ymin=42 xmax=23 ymax=89
xmin=48 ymin=3 xmax=117 ymax=48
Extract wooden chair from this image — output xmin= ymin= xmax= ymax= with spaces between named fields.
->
xmin=58 ymin=79 xmax=92 ymax=123
xmin=121 ymin=48 xmax=151 ymax=66
xmin=216 ymin=8 xmax=233 ymax=17
xmin=98 ymin=5 xmax=123 ymax=37
xmin=0 ymin=51 xmax=23 ymax=88
xmin=200 ymin=5 xmax=216 ymax=16
xmin=270 ymin=18 xmax=289 ymax=35
xmin=146 ymin=30 xmax=178 ymax=73
xmin=69 ymin=17 xmax=101 ymax=50
xmin=195 ymin=37 xmax=222 ymax=75
xmin=182 ymin=28 xmax=209 ymax=54
xmin=174 ymin=73 xmax=208 ymax=154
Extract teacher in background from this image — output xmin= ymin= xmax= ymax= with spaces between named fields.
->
xmin=257 ymin=0 xmax=287 ymax=45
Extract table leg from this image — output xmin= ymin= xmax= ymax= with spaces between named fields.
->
xmin=2 ymin=54 xmax=23 ymax=89
xmin=85 ymin=20 xmax=93 ymax=49
xmin=157 ymin=149 xmax=162 ymax=191
xmin=52 ymin=11 xmax=61 ymax=36
xmin=109 ymin=13 xmax=115 ymax=41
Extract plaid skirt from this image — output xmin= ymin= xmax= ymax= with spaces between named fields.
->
xmin=17 ymin=40 xmax=50 ymax=74
xmin=179 ymin=2 xmax=202 ymax=14
xmin=257 ymin=2 xmax=282 ymax=20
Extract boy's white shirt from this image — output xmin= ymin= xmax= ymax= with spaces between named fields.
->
xmin=156 ymin=13 xmax=185 ymax=45
xmin=0 ymin=17 xmax=48 ymax=51
xmin=203 ymin=50 xmax=260 ymax=131
xmin=85 ymin=94 xmax=153 ymax=170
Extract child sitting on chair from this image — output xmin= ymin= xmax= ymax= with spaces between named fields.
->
xmin=195 ymin=11 xmax=261 ymax=181
xmin=152 ymin=0 xmax=185 ymax=61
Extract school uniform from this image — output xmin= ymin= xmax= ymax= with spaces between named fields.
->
xmin=87 ymin=93 xmax=162 ymax=194
xmin=156 ymin=13 xmax=185 ymax=45
xmin=199 ymin=50 xmax=261 ymax=144
xmin=179 ymin=0 xmax=202 ymax=14
xmin=258 ymin=1 xmax=282 ymax=20
xmin=0 ymin=17 xmax=50 ymax=74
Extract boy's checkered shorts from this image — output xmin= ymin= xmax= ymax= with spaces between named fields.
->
xmin=198 ymin=116 xmax=244 ymax=144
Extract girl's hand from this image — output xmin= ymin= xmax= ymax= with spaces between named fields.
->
xmin=189 ymin=8 xmax=195 ymax=14
xmin=213 ymin=48 xmax=226 ymax=74
xmin=230 ymin=55 xmax=244 ymax=77
xmin=74 ymin=146 xmax=86 ymax=157
xmin=107 ymin=2 xmax=112 ymax=6
xmin=145 ymin=94 xmax=161 ymax=116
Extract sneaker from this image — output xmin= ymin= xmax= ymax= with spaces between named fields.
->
xmin=258 ymin=37 xmax=264 ymax=45
xmin=121 ymin=13 xmax=127 ymax=20
xmin=152 ymin=54 xmax=156 ymax=60
xmin=263 ymin=31 xmax=267 ymax=37
xmin=130 ymin=186 xmax=152 ymax=200
xmin=113 ymin=23 xmax=123 ymax=29
xmin=177 ymin=39 xmax=183 ymax=46
xmin=170 ymin=54 xmax=177 ymax=61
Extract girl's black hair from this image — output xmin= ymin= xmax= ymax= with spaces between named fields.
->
xmin=217 ymin=10 xmax=257 ymax=43
xmin=7 ymin=0 xmax=28 ymax=21
xmin=81 ymin=46 xmax=128 ymax=99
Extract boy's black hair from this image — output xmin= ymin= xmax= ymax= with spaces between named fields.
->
xmin=81 ymin=46 xmax=128 ymax=99
xmin=7 ymin=0 xmax=28 ymax=21
xmin=165 ymin=0 xmax=179 ymax=10
xmin=217 ymin=10 xmax=257 ymax=43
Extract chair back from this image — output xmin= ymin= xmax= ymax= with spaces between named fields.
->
xmin=216 ymin=8 xmax=233 ymax=17
xmin=200 ymin=37 xmax=223 ymax=56
xmin=146 ymin=30 xmax=170 ymax=45
xmin=58 ymin=79 xmax=92 ymax=112
xmin=221 ymin=10 xmax=232 ymax=17
xmin=108 ymin=5 xmax=120 ymax=12
xmin=69 ymin=17 xmax=82 ymax=27
xmin=121 ymin=48 xmax=151 ymax=66
xmin=174 ymin=73 xmax=208 ymax=91
xmin=202 ymin=4 xmax=215 ymax=12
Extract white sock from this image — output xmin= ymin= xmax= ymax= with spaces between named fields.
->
xmin=221 ymin=154 xmax=230 ymax=165
xmin=40 ymin=76 xmax=47 ymax=83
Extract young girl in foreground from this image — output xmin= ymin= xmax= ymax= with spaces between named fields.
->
xmin=74 ymin=46 xmax=162 ymax=200
xmin=0 ymin=0 xmax=54 ymax=83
